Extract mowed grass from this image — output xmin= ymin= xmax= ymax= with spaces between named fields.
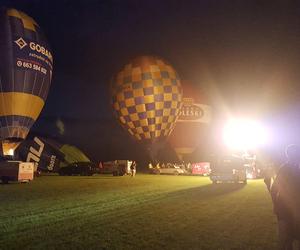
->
xmin=0 ymin=175 xmax=277 ymax=250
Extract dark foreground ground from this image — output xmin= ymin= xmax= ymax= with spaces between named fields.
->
xmin=0 ymin=175 xmax=277 ymax=249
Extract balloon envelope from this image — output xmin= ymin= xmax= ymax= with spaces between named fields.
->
xmin=168 ymin=81 xmax=212 ymax=160
xmin=15 ymin=136 xmax=64 ymax=171
xmin=16 ymin=136 xmax=91 ymax=172
xmin=59 ymin=144 xmax=91 ymax=168
xmin=0 ymin=8 xmax=53 ymax=141
xmin=111 ymin=56 xmax=183 ymax=144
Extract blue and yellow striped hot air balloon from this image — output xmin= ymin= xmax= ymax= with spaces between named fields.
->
xmin=0 ymin=8 xmax=53 ymax=154
xmin=111 ymin=56 xmax=183 ymax=145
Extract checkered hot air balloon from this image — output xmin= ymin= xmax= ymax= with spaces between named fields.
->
xmin=111 ymin=56 xmax=183 ymax=144
xmin=0 ymin=8 xmax=53 ymax=145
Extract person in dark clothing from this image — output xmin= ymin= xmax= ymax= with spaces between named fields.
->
xmin=130 ymin=161 xmax=136 ymax=177
xmin=271 ymin=144 xmax=300 ymax=249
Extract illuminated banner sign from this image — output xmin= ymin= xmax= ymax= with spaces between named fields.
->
xmin=178 ymin=98 xmax=212 ymax=123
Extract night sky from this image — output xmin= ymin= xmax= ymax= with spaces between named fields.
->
xmin=2 ymin=0 xmax=300 ymax=163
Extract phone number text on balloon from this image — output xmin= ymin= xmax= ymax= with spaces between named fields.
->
xmin=16 ymin=60 xmax=47 ymax=75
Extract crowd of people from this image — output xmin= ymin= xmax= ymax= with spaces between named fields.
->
xmin=148 ymin=162 xmax=192 ymax=170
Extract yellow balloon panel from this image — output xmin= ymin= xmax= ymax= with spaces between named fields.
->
xmin=111 ymin=56 xmax=183 ymax=142
xmin=0 ymin=92 xmax=44 ymax=119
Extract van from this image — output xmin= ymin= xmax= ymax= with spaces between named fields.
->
xmin=210 ymin=156 xmax=247 ymax=184
xmin=0 ymin=161 xmax=34 ymax=184
xmin=100 ymin=160 xmax=133 ymax=176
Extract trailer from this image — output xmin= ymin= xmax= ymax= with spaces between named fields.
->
xmin=0 ymin=161 xmax=34 ymax=184
xmin=191 ymin=162 xmax=211 ymax=176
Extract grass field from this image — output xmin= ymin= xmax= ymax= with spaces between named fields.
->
xmin=0 ymin=175 xmax=277 ymax=249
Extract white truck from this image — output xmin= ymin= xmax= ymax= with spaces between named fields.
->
xmin=0 ymin=161 xmax=34 ymax=184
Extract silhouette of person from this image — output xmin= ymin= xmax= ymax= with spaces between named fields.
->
xmin=271 ymin=144 xmax=300 ymax=249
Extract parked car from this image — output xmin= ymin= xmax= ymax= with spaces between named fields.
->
xmin=58 ymin=162 xmax=98 ymax=176
xmin=152 ymin=164 xmax=185 ymax=175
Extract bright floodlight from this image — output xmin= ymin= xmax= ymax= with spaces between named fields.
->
xmin=223 ymin=118 xmax=268 ymax=150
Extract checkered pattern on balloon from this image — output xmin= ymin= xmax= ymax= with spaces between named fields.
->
xmin=111 ymin=56 xmax=183 ymax=144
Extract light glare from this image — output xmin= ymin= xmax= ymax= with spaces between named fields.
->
xmin=223 ymin=118 xmax=268 ymax=150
